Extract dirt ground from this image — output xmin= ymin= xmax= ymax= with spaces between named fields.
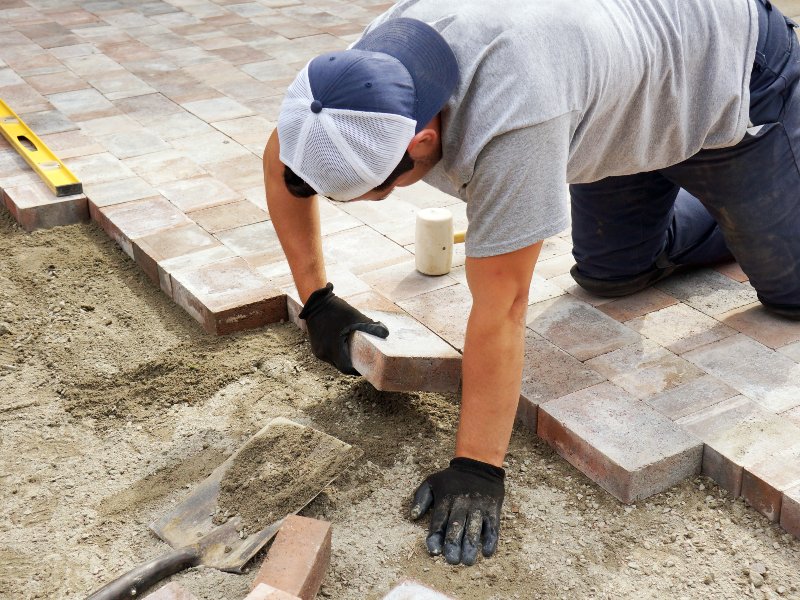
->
xmin=1 ymin=212 xmax=799 ymax=600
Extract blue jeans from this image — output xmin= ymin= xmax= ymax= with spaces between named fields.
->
xmin=570 ymin=0 xmax=800 ymax=312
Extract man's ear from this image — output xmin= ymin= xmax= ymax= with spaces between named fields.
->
xmin=407 ymin=127 xmax=439 ymax=160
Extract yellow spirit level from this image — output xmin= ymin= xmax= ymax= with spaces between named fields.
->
xmin=0 ymin=98 xmax=82 ymax=196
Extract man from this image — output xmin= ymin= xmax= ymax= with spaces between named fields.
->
xmin=263 ymin=0 xmax=800 ymax=566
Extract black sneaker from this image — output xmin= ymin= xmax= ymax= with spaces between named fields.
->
xmin=570 ymin=263 xmax=677 ymax=298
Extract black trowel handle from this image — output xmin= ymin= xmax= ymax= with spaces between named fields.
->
xmin=86 ymin=546 xmax=200 ymax=600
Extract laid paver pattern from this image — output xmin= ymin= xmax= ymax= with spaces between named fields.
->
xmin=2 ymin=0 xmax=800 ymax=538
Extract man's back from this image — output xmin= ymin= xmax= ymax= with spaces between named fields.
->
xmin=362 ymin=0 xmax=758 ymax=187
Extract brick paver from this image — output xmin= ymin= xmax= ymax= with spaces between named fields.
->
xmin=2 ymin=0 xmax=800 ymax=540
xmin=538 ymin=382 xmax=703 ymax=503
xmin=251 ymin=515 xmax=331 ymax=600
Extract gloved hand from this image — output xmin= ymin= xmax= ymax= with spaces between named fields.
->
xmin=410 ymin=457 xmax=505 ymax=566
xmin=298 ymin=283 xmax=389 ymax=375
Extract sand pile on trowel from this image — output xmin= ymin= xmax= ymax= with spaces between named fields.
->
xmin=214 ymin=420 xmax=357 ymax=534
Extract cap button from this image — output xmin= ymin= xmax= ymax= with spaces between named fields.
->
xmin=310 ymin=100 xmax=323 ymax=114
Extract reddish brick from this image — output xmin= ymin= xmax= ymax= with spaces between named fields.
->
xmin=538 ymin=382 xmax=702 ymax=503
xmin=188 ymin=198 xmax=268 ymax=233
xmin=158 ymin=175 xmax=240 ymax=212
xmin=713 ymin=260 xmax=748 ymax=283
xmin=383 ymin=581 xmax=454 ymax=599
xmin=678 ymin=396 xmax=800 ymax=497
xmin=245 ymin=583 xmax=300 ymax=600
xmin=93 ymin=196 xmax=191 ymax=258
xmin=596 ymin=288 xmax=680 ymax=322
xmin=741 ymin=446 xmax=800 ymax=522
xmin=132 ymin=222 xmax=222 ymax=285
xmin=718 ymin=302 xmax=800 ymax=350
xmin=251 ymin=515 xmax=331 ymax=600
xmin=143 ymin=582 xmax=198 ymax=600
xmin=215 ymin=220 xmax=286 ymax=268
xmin=360 ymin=260 xmax=459 ymax=302
xmin=516 ymin=330 xmax=605 ymax=431
xmin=2 ymin=181 xmax=88 ymax=231
xmin=158 ymin=245 xmax=236 ymax=297
xmin=780 ymin=484 xmax=800 ymax=538
xmin=171 ymin=256 xmax=287 ymax=335
xmin=397 ymin=283 xmax=472 ymax=351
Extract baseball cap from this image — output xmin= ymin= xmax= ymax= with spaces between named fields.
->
xmin=277 ymin=18 xmax=459 ymax=201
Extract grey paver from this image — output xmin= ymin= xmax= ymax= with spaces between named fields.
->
xmin=645 ymin=374 xmax=739 ymax=421
xmin=740 ymin=445 xmax=800 ymax=522
xmin=526 ymin=295 xmax=641 ymax=361
xmin=655 ymin=269 xmax=758 ymax=316
xmin=779 ymin=341 xmax=800 ymax=362
xmin=586 ymin=339 xmax=705 ymax=399
xmin=538 ymin=382 xmax=703 ymax=503
xmin=684 ymin=334 xmax=800 ymax=413
xmin=678 ymin=395 xmax=800 ymax=496
xmin=626 ymin=302 xmax=737 ymax=354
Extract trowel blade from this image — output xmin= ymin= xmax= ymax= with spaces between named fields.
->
xmin=149 ymin=417 xmax=355 ymax=573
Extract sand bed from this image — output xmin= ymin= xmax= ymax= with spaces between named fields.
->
xmin=1 ymin=213 xmax=799 ymax=599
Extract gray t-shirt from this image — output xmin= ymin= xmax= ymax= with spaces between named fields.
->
xmin=360 ymin=0 xmax=759 ymax=257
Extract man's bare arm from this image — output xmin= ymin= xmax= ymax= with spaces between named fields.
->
xmin=456 ymin=241 xmax=542 ymax=466
xmin=263 ymin=128 xmax=326 ymax=303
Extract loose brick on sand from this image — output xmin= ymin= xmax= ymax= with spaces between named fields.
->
xmin=251 ymin=515 xmax=331 ymax=600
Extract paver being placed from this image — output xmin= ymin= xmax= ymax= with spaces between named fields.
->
xmin=537 ymin=382 xmax=703 ymax=503
xmin=349 ymin=310 xmax=462 ymax=393
xmin=251 ymin=515 xmax=331 ymax=600
xmin=285 ymin=289 xmax=461 ymax=392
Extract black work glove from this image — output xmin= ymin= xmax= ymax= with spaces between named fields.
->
xmin=410 ymin=457 xmax=505 ymax=566
xmin=298 ymin=283 xmax=389 ymax=375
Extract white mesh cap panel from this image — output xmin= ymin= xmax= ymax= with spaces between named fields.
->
xmin=278 ymin=66 xmax=416 ymax=200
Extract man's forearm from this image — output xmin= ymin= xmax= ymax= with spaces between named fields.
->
xmin=455 ymin=301 xmax=527 ymax=467
xmin=263 ymin=129 xmax=326 ymax=302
